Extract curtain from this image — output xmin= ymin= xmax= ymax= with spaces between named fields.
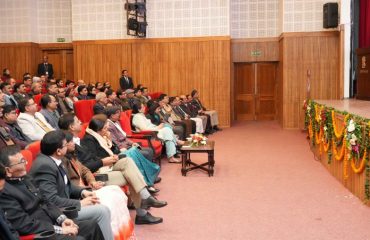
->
xmin=359 ymin=0 xmax=370 ymax=48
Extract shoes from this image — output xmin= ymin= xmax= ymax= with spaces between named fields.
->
xmin=141 ymin=196 xmax=167 ymax=209
xmin=173 ymin=153 xmax=181 ymax=158
xmin=147 ymin=186 xmax=160 ymax=194
xmin=214 ymin=126 xmax=222 ymax=131
xmin=135 ymin=212 xmax=163 ymax=225
xmin=154 ymin=177 xmax=162 ymax=184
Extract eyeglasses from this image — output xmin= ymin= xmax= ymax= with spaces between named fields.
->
xmin=9 ymin=158 xmax=28 ymax=167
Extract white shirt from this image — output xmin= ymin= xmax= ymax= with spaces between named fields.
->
xmin=50 ymin=156 xmax=68 ymax=185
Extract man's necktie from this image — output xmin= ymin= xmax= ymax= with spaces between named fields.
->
xmin=35 ymin=117 xmax=52 ymax=133
xmin=58 ymin=164 xmax=68 ymax=185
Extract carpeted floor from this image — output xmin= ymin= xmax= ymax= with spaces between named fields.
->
xmin=133 ymin=121 xmax=370 ymax=240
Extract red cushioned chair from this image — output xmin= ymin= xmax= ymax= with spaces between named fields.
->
xmin=26 ymin=141 xmax=41 ymax=160
xmin=73 ymin=99 xmax=96 ymax=123
xmin=21 ymin=149 xmax=34 ymax=172
xmin=148 ymin=92 xmax=163 ymax=101
xmin=78 ymin=122 xmax=89 ymax=139
xmin=120 ymin=110 xmax=163 ymax=165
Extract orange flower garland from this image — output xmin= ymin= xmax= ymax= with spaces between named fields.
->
xmin=343 ymin=148 xmax=349 ymax=180
xmin=350 ymin=149 xmax=368 ymax=174
xmin=332 ymin=111 xmax=349 ymax=139
xmin=332 ymin=139 xmax=346 ymax=161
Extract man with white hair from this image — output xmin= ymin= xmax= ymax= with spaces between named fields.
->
xmin=93 ymin=92 xmax=109 ymax=115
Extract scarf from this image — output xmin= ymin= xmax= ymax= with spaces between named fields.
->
xmin=85 ymin=128 xmax=114 ymax=156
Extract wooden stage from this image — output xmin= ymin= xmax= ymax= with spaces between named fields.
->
xmin=308 ymin=99 xmax=370 ymax=206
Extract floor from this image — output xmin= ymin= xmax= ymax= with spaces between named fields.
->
xmin=133 ymin=121 xmax=370 ymax=240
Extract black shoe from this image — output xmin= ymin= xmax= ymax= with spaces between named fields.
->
xmin=147 ymin=186 xmax=160 ymax=194
xmin=173 ymin=153 xmax=180 ymax=158
xmin=141 ymin=196 xmax=167 ymax=209
xmin=214 ymin=126 xmax=222 ymax=131
xmin=154 ymin=177 xmax=162 ymax=184
xmin=127 ymin=202 xmax=136 ymax=210
xmin=135 ymin=212 xmax=163 ymax=225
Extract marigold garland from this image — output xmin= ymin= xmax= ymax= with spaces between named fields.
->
xmin=343 ymin=148 xmax=349 ymax=180
xmin=350 ymin=149 xmax=367 ymax=174
xmin=332 ymin=139 xmax=345 ymax=161
xmin=332 ymin=111 xmax=349 ymax=139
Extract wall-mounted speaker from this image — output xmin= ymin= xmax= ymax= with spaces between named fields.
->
xmin=323 ymin=2 xmax=338 ymax=28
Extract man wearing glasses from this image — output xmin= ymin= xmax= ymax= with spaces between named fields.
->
xmin=17 ymin=98 xmax=54 ymax=141
xmin=0 ymin=146 xmax=105 ymax=239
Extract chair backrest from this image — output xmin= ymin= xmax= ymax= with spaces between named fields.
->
xmin=74 ymin=99 xmax=96 ymax=123
xmin=78 ymin=122 xmax=89 ymax=139
xmin=20 ymin=149 xmax=33 ymax=172
xmin=148 ymin=92 xmax=163 ymax=100
xmin=33 ymin=94 xmax=43 ymax=105
xmin=26 ymin=141 xmax=41 ymax=160
xmin=120 ymin=111 xmax=133 ymax=135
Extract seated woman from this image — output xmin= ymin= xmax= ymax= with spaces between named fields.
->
xmin=132 ymin=102 xmax=184 ymax=163
xmin=63 ymin=132 xmax=134 ymax=239
xmin=105 ymin=106 xmax=161 ymax=189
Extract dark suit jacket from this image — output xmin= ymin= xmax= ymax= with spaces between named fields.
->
xmin=37 ymin=63 xmax=54 ymax=78
xmin=119 ymin=76 xmax=134 ymax=90
xmin=0 ymin=177 xmax=62 ymax=235
xmin=75 ymin=143 xmax=104 ymax=173
xmin=81 ymin=133 xmax=119 ymax=161
xmin=29 ymin=154 xmax=83 ymax=209
xmin=0 ymin=207 xmax=18 ymax=240
xmin=93 ymin=103 xmax=105 ymax=115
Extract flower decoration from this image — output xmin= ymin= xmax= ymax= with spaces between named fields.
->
xmin=188 ymin=133 xmax=207 ymax=147
xmin=347 ymin=119 xmax=355 ymax=133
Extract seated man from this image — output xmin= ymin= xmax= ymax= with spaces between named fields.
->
xmin=59 ymin=114 xmax=167 ymax=224
xmin=93 ymin=92 xmax=108 ymax=115
xmin=190 ymin=89 xmax=221 ymax=131
xmin=29 ymin=131 xmax=113 ymax=239
xmin=0 ymin=104 xmax=31 ymax=149
xmin=17 ymin=98 xmax=54 ymax=141
xmin=0 ymin=146 xmax=104 ymax=240
xmin=39 ymin=94 xmax=61 ymax=129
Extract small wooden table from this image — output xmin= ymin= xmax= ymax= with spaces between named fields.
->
xmin=180 ymin=141 xmax=215 ymax=177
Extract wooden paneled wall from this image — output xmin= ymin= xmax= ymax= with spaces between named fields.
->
xmin=279 ymin=31 xmax=340 ymax=129
xmin=231 ymin=38 xmax=279 ymax=62
xmin=73 ymin=37 xmax=231 ymax=127
xmin=0 ymin=43 xmax=41 ymax=80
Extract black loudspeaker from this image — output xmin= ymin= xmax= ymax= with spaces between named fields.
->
xmin=323 ymin=3 xmax=338 ymax=28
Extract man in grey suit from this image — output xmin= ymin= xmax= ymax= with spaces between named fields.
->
xmin=39 ymin=94 xmax=60 ymax=129
xmin=29 ymin=130 xmax=114 ymax=240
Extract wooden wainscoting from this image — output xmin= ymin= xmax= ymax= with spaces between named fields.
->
xmin=279 ymin=31 xmax=341 ymax=129
xmin=0 ymin=42 xmax=41 ymax=80
xmin=73 ymin=37 xmax=231 ymax=127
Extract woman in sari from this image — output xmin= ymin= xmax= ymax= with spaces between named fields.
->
xmin=63 ymin=132 xmax=135 ymax=240
xmin=132 ymin=102 xmax=184 ymax=163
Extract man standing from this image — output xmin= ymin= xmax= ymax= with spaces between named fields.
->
xmin=37 ymin=56 xmax=54 ymax=79
xmin=119 ymin=70 xmax=134 ymax=90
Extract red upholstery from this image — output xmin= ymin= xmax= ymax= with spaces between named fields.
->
xmin=78 ymin=122 xmax=89 ymax=139
xmin=27 ymin=141 xmax=41 ymax=160
xmin=21 ymin=149 xmax=34 ymax=172
xmin=120 ymin=111 xmax=163 ymax=165
xmin=148 ymin=92 xmax=163 ymax=100
xmin=20 ymin=235 xmax=35 ymax=240
xmin=74 ymin=99 xmax=96 ymax=123
xmin=33 ymin=94 xmax=42 ymax=105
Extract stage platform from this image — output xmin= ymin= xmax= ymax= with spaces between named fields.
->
xmin=307 ymin=99 xmax=370 ymax=206
xmin=315 ymin=99 xmax=370 ymax=119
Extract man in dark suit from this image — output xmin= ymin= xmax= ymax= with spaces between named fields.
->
xmin=119 ymin=69 xmax=134 ymax=90
xmin=0 ymin=146 xmax=104 ymax=239
xmin=29 ymin=131 xmax=114 ymax=239
xmin=37 ymin=55 xmax=54 ymax=79
xmin=0 ymin=163 xmax=19 ymax=240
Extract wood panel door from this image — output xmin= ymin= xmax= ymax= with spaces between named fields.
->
xmin=256 ymin=63 xmax=276 ymax=120
xmin=234 ymin=62 xmax=276 ymax=121
xmin=42 ymin=50 xmax=73 ymax=81
xmin=235 ymin=63 xmax=255 ymax=120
